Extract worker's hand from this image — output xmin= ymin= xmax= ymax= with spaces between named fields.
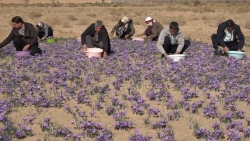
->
xmin=223 ymin=46 xmax=229 ymax=53
xmin=125 ymin=34 xmax=130 ymax=39
xmin=163 ymin=53 xmax=168 ymax=57
xmin=143 ymin=36 xmax=148 ymax=39
xmin=103 ymin=52 xmax=107 ymax=58
xmin=38 ymin=38 xmax=42 ymax=42
xmin=23 ymin=44 xmax=30 ymax=51
xmin=110 ymin=32 xmax=114 ymax=37
xmin=175 ymin=51 xmax=180 ymax=54
xmin=82 ymin=44 xmax=87 ymax=52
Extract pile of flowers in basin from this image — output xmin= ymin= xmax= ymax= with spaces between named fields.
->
xmin=0 ymin=38 xmax=250 ymax=140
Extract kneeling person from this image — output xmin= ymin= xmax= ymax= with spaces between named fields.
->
xmin=110 ymin=16 xmax=135 ymax=39
xmin=211 ymin=19 xmax=245 ymax=55
xmin=156 ymin=22 xmax=190 ymax=58
xmin=36 ymin=22 xmax=53 ymax=41
xmin=0 ymin=16 xmax=42 ymax=56
xmin=139 ymin=17 xmax=163 ymax=41
xmin=81 ymin=20 xmax=111 ymax=57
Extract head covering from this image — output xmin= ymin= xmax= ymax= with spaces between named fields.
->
xmin=145 ymin=17 xmax=153 ymax=21
xmin=121 ymin=16 xmax=129 ymax=24
xmin=145 ymin=17 xmax=155 ymax=26
xmin=36 ymin=22 xmax=44 ymax=28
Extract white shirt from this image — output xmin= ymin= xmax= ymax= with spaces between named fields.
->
xmin=19 ymin=28 xmax=25 ymax=36
xmin=170 ymin=35 xmax=176 ymax=45
xmin=223 ymin=29 xmax=232 ymax=42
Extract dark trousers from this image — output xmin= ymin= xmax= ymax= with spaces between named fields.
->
xmin=38 ymin=26 xmax=53 ymax=39
xmin=211 ymin=34 xmax=239 ymax=50
xmin=85 ymin=35 xmax=103 ymax=48
xmin=13 ymin=37 xmax=42 ymax=56
xmin=161 ymin=36 xmax=190 ymax=58
xmin=116 ymin=28 xmax=132 ymax=39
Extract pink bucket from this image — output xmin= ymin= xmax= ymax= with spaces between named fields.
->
xmin=14 ymin=50 xmax=31 ymax=58
xmin=76 ymin=37 xmax=81 ymax=43
xmin=85 ymin=48 xmax=103 ymax=58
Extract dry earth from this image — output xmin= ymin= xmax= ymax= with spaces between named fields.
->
xmin=0 ymin=2 xmax=249 ymax=51
xmin=0 ymin=1 xmax=250 ymax=141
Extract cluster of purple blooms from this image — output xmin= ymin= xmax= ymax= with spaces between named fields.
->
xmin=181 ymin=87 xmax=198 ymax=100
xmin=203 ymin=100 xmax=219 ymax=119
xmin=191 ymin=100 xmax=204 ymax=114
xmin=157 ymin=127 xmax=175 ymax=140
xmin=15 ymin=123 xmax=33 ymax=139
xmin=194 ymin=122 xmax=225 ymax=140
xmin=147 ymin=107 xmax=160 ymax=117
xmin=1 ymin=38 xmax=250 ymax=140
xmin=129 ymin=129 xmax=152 ymax=141
xmin=151 ymin=118 xmax=168 ymax=129
xmin=114 ymin=120 xmax=134 ymax=131
xmin=167 ymin=110 xmax=181 ymax=121
xmin=40 ymin=117 xmax=84 ymax=140
xmin=80 ymin=120 xmax=103 ymax=138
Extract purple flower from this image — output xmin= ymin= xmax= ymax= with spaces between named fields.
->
xmin=90 ymin=110 xmax=95 ymax=117
xmin=194 ymin=127 xmax=210 ymax=139
xmin=212 ymin=122 xmax=220 ymax=130
xmin=129 ymin=129 xmax=151 ymax=141
xmin=227 ymin=129 xmax=241 ymax=141
xmin=147 ymin=107 xmax=160 ymax=116
xmin=114 ymin=120 xmax=133 ymax=130
xmin=95 ymin=128 xmax=113 ymax=141
xmin=244 ymin=127 xmax=250 ymax=138
xmin=113 ymin=111 xmax=127 ymax=121
xmin=95 ymin=102 xmax=102 ymax=110
xmin=203 ymin=100 xmax=218 ymax=119
xmin=106 ymin=106 xmax=115 ymax=115
xmin=247 ymin=118 xmax=250 ymax=126
xmin=157 ymin=127 xmax=175 ymax=140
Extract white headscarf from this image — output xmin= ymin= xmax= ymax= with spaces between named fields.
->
xmin=145 ymin=17 xmax=155 ymax=26
xmin=36 ymin=22 xmax=44 ymax=28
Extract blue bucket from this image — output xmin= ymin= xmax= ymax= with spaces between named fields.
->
xmin=227 ymin=51 xmax=246 ymax=60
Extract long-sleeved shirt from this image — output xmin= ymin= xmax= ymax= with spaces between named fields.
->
xmin=217 ymin=21 xmax=245 ymax=49
xmin=81 ymin=23 xmax=111 ymax=54
xmin=35 ymin=22 xmax=50 ymax=39
xmin=144 ymin=21 xmax=164 ymax=40
xmin=111 ymin=19 xmax=135 ymax=36
xmin=156 ymin=26 xmax=185 ymax=54
xmin=0 ymin=22 xmax=38 ymax=48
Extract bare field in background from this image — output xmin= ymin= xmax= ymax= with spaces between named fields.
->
xmin=1 ymin=2 xmax=250 ymax=141
xmin=0 ymin=2 xmax=249 ymax=49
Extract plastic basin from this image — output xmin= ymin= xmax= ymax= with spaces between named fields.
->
xmin=46 ymin=38 xmax=56 ymax=43
xmin=167 ymin=54 xmax=186 ymax=62
xmin=228 ymin=51 xmax=246 ymax=60
xmin=85 ymin=48 xmax=103 ymax=58
xmin=132 ymin=37 xmax=144 ymax=42
xmin=14 ymin=50 xmax=31 ymax=58
xmin=76 ymin=37 xmax=81 ymax=43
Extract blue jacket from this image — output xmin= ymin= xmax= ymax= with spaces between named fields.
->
xmin=217 ymin=21 xmax=245 ymax=49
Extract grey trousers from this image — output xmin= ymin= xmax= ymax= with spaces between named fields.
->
xmin=86 ymin=35 xmax=103 ymax=48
